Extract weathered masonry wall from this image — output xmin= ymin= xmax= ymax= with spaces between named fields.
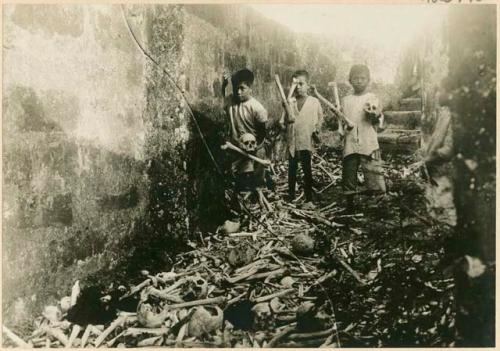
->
xmin=3 ymin=4 xmax=340 ymax=326
xmin=180 ymin=5 xmax=340 ymax=227
xmin=182 ymin=4 xmax=343 ymax=121
xmin=2 ymin=4 xmax=186 ymax=325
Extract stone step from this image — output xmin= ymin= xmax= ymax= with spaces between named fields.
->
xmin=383 ymin=111 xmax=421 ymax=129
xmin=400 ymin=98 xmax=422 ymax=111
xmin=379 ymin=128 xmax=421 ymax=153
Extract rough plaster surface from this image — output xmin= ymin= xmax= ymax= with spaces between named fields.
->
xmin=3 ymin=4 xmax=153 ymax=323
xmin=2 ymin=4 xmax=367 ymax=324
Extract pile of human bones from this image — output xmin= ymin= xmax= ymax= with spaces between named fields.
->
xmin=3 ymin=147 xmax=457 ymax=348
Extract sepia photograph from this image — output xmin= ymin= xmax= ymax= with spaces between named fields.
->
xmin=2 ymin=1 xmax=496 ymax=348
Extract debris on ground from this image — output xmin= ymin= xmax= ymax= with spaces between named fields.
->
xmin=2 ymin=146 xmax=457 ymax=348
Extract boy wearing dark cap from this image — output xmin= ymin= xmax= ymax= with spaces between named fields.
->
xmin=222 ymin=69 xmax=269 ymax=191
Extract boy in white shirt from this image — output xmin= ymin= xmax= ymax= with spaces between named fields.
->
xmin=339 ymin=65 xmax=386 ymax=199
xmin=283 ymin=70 xmax=324 ymax=207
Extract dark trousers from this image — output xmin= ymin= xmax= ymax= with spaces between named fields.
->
xmin=235 ymin=172 xmax=257 ymax=193
xmin=288 ymin=150 xmax=313 ymax=202
xmin=342 ymin=154 xmax=362 ymax=194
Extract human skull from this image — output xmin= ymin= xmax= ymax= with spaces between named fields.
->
xmin=188 ymin=306 xmax=223 ymax=338
xmin=291 ymin=233 xmax=315 ymax=256
xmin=251 ymin=303 xmax=272 ymax=329
xmin=183 ymin=274 xmax=208 ymax=300
xmin=43 ymin=305 xmax=62 ymax=323
xmin=364 ymin=100 xmax=381 ymax=124
xmin=239 ymin=133 xmax=257 ymax=153
xmin=364 ymin=100 xmax=380 ymax=115
xmin=227 ymin=244 xmax=257 ymax=268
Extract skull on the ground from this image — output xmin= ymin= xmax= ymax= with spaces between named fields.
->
xmin=183 ymin=274 xmax=208 ymax=300
xmin=239 ymin=133 xmax=257 ymax=153
xmin=251 ymin=302 xmax=271 ymax=329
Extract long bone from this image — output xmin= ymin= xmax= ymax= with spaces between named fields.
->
xmin=221 ymin=142 xmax=271 ymax=167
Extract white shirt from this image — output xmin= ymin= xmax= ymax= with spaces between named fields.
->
xmin=290 ymin=96 xmax=323 ymax=152
xmin=225 ymin=95 xmax=268 ymax=145
xmin=342 ymin=92 xmax=382 ymax=157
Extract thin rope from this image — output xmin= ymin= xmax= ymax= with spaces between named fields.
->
xmin=120 ymin=6 xmax=342 ymax=346
xmin=120 ymin=4 xmax=223 ymax=177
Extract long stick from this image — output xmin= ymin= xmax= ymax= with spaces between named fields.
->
xmin=70 ymin=280 xmax=80 ymax=307
xmin=318 ymin=180 xmax=335 ymax=194
xmin=226 ymin=268 xmax=260 ymax=284
xmin=275 ymin=76 xmax=294 ymax=123
xmin=279 ymin=80 xmax=297 ymax=124
xmin=330 ymin=82 xmax=346 ymax=136
xmin=124 ymin=327 xmax=169 ymax=337
xmin=318 ymin=84 xmax=355 ymax=129
xmin=227 ymin=292 xmax=246 ymax=305
xmin=338 ymin=258 xmax=366 ymax=285
xmin=244 ymin=268 xmax=286 ymax=281
xmin=94 ymin=315 xmax=127 ymax=347
xmin=288 ymin=326 xmax=337 ymax=340
xmin=80 ymin=325 xmax=92 ymax=347
xmin=291 ymin=209 xmax=343 ymax=228
xmin=257 ymin=189 xmax=273 ymax=212
xmin=332 ymin=82 xmax=340 ymax=107
xmin=66 ymin=324 xmax=81 ymax=348
xmin=44 ymin=327 xmax=69 ymax=347
xmin=120 ymin=278 xmax=151 ymax=300
xmin=166 ymin=296 xmax=226 ymax=309
xmin=146 ymin=287 xmax=184 ymax=302
xmin=221 ymin=142 xmax=271 ymax=166
xmin=106 ymin=330 xmax=126 ymax=347
xmin=2 ymin=326 xmax=32 ymax=348
xmin=175 ymin=324 xmax=188 ymax=345
xmin=275 ymin=75 xmax=288 ymax=104
xmin=275 ymin=74 xmax=296 ymax=156
xmin=267 ymin=324 xmax=296 ymax=347
xmin=253 ymin=288 xmax=294 ymax=303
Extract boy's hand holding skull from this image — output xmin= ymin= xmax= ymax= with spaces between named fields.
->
xmin=364 ymin=98 xmax=382 ymax=125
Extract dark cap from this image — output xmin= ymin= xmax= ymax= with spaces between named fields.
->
xmin=231 ymin=69 xmax=255 ymax=87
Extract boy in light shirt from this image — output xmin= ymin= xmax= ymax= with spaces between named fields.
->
xmin=337 ymin=65 xmax=386 ymax=203
xmin=222 ymin=68 xmax=268 ymax=191
xmin=282 ymin=70 xmax=324 ymax=208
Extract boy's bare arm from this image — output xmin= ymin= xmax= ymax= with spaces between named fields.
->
xmin=278 ymin=113 xmax=286 ymax=130
xmin=283 ymin=98 xmax=297 ymax=124
xmin=255 ymin=121 xmax=267 ymax=146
